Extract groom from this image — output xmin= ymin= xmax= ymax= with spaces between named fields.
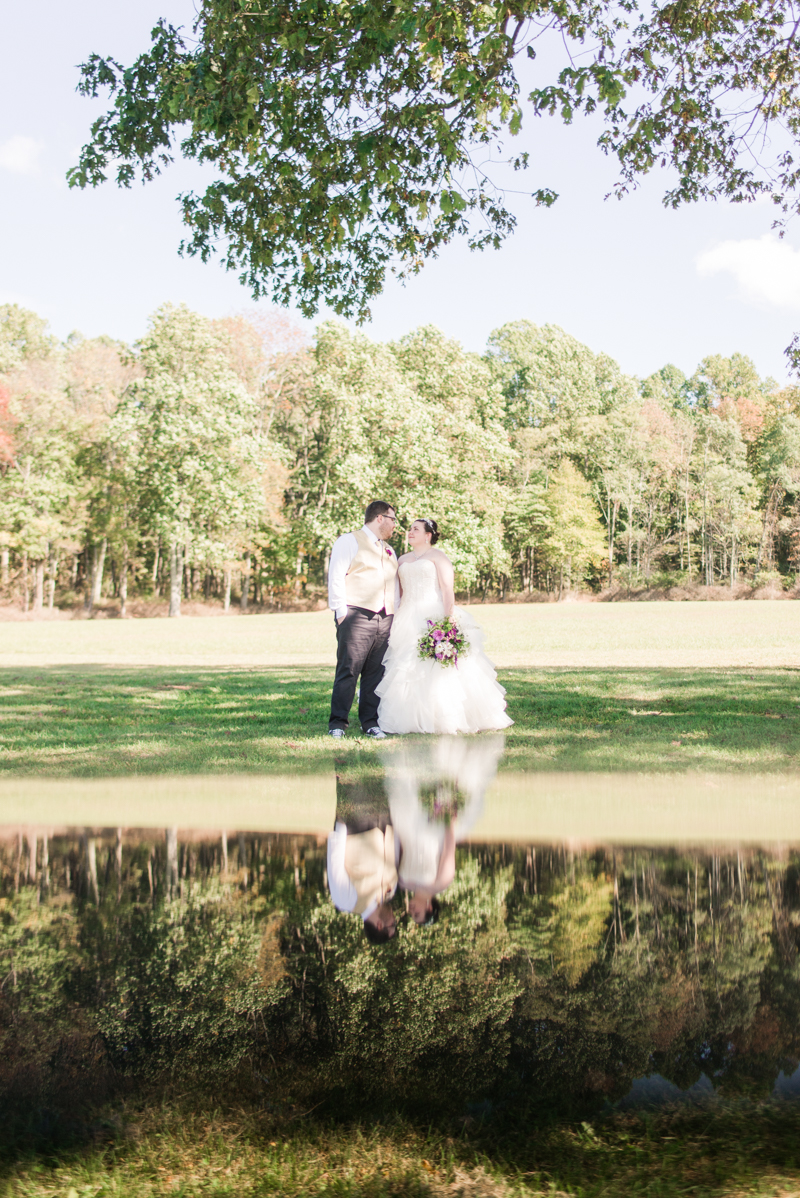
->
xmin=327 ymin=499 xmax=398 ymax=738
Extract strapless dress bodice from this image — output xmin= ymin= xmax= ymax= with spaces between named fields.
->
xmin=399 ymin=557 xmax=442 ymax=605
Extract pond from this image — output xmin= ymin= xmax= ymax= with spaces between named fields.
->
xmin=3 ymin=735 xmax=800 ymax=1141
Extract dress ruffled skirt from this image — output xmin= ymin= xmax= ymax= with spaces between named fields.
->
xmin=375 ymin=599 xmax=513 ymax=735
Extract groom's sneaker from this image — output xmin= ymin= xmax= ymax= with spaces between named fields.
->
xmin=364 ymin=727 xmax=387 ymax=739
xmin=328 ymin=728 xmax=345 ymax=738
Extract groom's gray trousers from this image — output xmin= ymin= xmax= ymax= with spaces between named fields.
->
xmin=329 ymin=606 xmax=393 ymax=732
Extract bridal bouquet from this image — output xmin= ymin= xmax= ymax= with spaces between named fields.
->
xmin=417 ymin=617 xmax=469 ymax=668
xmin=418 ymin=779 xmax=466 ymax=823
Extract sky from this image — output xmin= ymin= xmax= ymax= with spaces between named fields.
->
xmin=2 ymin=0 xmax=800 ymax=384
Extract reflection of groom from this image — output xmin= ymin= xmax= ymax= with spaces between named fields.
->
xmin=327 ymin=500 xmax=398 ymax=738
xmin=327 ymin=756 xmax=398 ymax=944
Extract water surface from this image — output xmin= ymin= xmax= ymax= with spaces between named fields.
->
xmin=4 ymin=737 xmax=800 ymax=1134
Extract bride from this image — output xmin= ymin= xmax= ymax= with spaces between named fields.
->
xmin=375 ymin=518 xmax=512 ymax=735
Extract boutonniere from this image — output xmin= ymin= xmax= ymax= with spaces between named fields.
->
xmin=385 ymin=546 xmax=393 ymax=557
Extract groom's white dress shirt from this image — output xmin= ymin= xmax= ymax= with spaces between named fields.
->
xmin=328 ymin=525 xmax=399 ymax=622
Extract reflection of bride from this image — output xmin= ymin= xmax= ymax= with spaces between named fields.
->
xmin=382 ymin=735 xmax=504 ymax=923
xmin=375 ymin=518 xmax=512 ymax=736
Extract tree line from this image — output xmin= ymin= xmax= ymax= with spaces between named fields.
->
xmin=1 ymin=300 xmax=799 ymax=615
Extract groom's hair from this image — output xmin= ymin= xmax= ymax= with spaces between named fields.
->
xmin=364 ymin=920 xmax=397 ymax=946
xmin=364 ymin=500 xmax=395 ymax=523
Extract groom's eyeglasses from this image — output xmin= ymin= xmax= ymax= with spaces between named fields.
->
xmin=383 ymin=514 xmax=398 ymax=524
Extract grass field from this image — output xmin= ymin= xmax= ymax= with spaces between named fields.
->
xmin=5 ymin=1098 xmax=800 ymax=1198
xmin=3 ymin=603 xmax=800 ymax=1197
xmin=0 ymin=601 xmax=796 ymax=777
xmin=0 ymin=599 xmax=796 ymax=667
xmin=0 ymin=665 xmax=795 ymax=776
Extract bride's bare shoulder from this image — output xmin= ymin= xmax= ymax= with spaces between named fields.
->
xmin=397 ymin=551 xmax=414 ymax=564
xmin=430 ymin=548 xmax=452 ymax=566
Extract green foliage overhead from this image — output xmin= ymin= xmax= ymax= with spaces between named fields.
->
xmin=67 ymin=2 xmax=800 ymax=319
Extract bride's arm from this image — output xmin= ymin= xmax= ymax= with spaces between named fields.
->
xmin=433 ymin=553 xmax=455 ymax=617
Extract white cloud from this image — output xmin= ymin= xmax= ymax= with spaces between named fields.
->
xmin=0 ymin=136 xmax=43 ymax=176
xmin=696 ymin=233 xmax=800 ymax=310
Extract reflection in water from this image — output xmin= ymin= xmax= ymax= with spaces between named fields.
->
xmin=385 ymin=736 xmax=503 ymax=924
xmin=3 ymin=747 xmax=800 ymax=1133
xmin=329 ymin=737 xmax=504 ymax=937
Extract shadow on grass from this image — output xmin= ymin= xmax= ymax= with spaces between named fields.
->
xmin=0 ymin=665 xmax=796 ymax=776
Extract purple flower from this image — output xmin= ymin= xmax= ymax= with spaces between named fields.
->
xmin=432 ymin=629 xmax=444 ymax=641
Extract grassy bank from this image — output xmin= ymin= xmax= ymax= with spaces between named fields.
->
xmin=0 ymin=600 xmax=796 ymax=668
xmin=0 ymin=665 xmax=796 ymax=776
xmin=4 ymin=1100 xmax=800 ymax=1198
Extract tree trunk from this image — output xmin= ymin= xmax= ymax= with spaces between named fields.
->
xmin=240 ymin=553 xmax=250 ymax=611
xmin=84 ymin=836 xmax=99 ymax=904
xmin=754 ymin=483 xmax=781 ymax=575
xmin=115 ymin=827 xmax=123 ymax=900
xmin=47 ymin=544 xmax=56 ymax=609
xmin=119 ymin=555 xmax=128 ymax=616
xmin=40 ymin=832 xmax=49 ymax=899
xmin=0 ymin=547 xmax=8 ymax=588
xmin=27 ymin=831 xmax=37 ymax=883
xmin=223 ymin=568 xmax=232 ymax=612
xmin=238 ymin=833 xmax=247 ymax=886
xmin=21 ymin=551 xmax=29 ymax=612
xmin=152 ymin=539 xmax=160 ymax=596
xmin=169 ymin=543 xmax=183 ymax=617
xmin=608 ymin=500 xmax=618 ymax=584
xmin=165 ymin=827 xmax=179 ymax=897
xmin=33 ymin=560 xmax=44 ymax=614
xmin=91 ymin=538 xmax=107 ymax=607
xmin=221 ymin=830 xmax=228 ymax=874
xmin=627 ymin=502 xmax=633 ymax=572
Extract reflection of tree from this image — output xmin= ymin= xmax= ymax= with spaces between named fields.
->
xmin=77 ymin=880 xmax=268 ymax=1081
xmin=273 ymin=857 xmax=520 ymax=1111
xmin=3 ymin=832 xmax=800 ymax=1120
xmin=506 ymin=846 xmax=795 ymax=1110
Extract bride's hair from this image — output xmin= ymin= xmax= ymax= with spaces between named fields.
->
xmin=416 ymin=517 xmax=439 ymax=545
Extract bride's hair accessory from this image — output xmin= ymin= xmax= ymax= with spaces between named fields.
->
xmin=415 ymin=517 xmax=439 ymax=545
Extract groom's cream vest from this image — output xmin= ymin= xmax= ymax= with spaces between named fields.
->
xmin=344 ymin=825 xmax=397 ymax=915
xmin=345 ymin=528 xmax=397 ymax=614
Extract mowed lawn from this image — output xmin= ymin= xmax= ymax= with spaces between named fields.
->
xmin=0 ymin=601 xmax=795 ymax=775
xmin=0 ymin=598 xmax=797 ymax=667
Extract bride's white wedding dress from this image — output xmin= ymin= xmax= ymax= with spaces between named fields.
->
xmin=375 ymin=557 xmax=513 ymax=735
